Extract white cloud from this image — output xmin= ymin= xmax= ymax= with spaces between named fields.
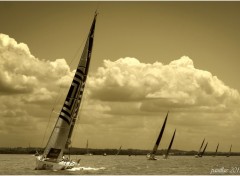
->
xmin=83 ymin=56 xmax=240 ymax=150
xmin=88 ymin=56 xmax=240 ymax=113
xmin=0 ymin=34 xmax=74 ymax=146
xmin=0 ymin=33 xmax=72 ymax=100
xmin=1 ymin=34 xmax=240 ymax=151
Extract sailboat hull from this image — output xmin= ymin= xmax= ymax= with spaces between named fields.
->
xmin=162 ymin=154 xmax=168 ymax=159
xmin=146 ymin=153 xmax=158 ymax=160
xmin=35 ymin=156 xmax=79 ymax=170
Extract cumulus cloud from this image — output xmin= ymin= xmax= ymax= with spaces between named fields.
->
xmin=0 ymin=33 xmax=72 ymax=100
xmin=1 ymin=33 xmax=240 ymax=151
xmin=85 ymin=56 xmax=240 ymax=150
xmin=0 ymin=34 xmax=74 ymax=146
xmin=88 ymin=56 xmax=240 ymax=113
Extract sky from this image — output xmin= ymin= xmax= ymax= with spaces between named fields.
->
xmin=0 ymin=1 xmax=240 ymax=153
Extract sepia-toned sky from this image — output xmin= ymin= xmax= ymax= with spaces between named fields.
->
xmin=0 ymin=1 xmax=240 ymax=153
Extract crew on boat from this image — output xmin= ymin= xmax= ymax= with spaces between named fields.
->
xmin=62 ymin=155 xmax=69 ymax=162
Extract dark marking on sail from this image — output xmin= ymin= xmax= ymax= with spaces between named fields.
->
xmin=59 ymin=114 xmax=71 ymax=125
xmin=77 ymin=68 xmax=85 ymax=76
xmin=43 ymin=12 xmax=98 ymax=161
xmin=65 ymin=13 xmax=98 ymax=148
xmin=59 ymin=78 xmax=81 ymax=124
xmin=46 ymin=148 xmax=61 ymax=159
xmin=61 ymin=109 xmax=71 ymax=117
xmin=75 ymin=74 xmax=83 ymax=82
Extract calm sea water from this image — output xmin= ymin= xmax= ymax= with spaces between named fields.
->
xmin=0 ymin=154 xmax=239 ymax=175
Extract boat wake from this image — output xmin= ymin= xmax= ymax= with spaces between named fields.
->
xmin=67 ymin=166 xmax=106 ymax=171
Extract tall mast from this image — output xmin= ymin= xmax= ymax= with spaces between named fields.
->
xmin=42 ymin=12 xmax=98 ymax=161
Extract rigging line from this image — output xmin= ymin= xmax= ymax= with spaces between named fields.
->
xmin=68 ymin=12 xmax=92 ymax=70
xmin=39 ymin=76 xmax=70 ymax=148
xmin=40 ymin=87 xmax=67 ymax=148
xmin=39 ymin=24 xmax=89 ymax=148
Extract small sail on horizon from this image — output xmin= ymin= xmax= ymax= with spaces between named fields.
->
xmin=35 ymin=12 xmax=98 ymax=170
xmin=226 ymin=144 xmax=232 ymax=157
xmin=163 ymin=129 xmax=176 ymax=159
xmin=147 ymin=111 xmax=169 ymax=160
xmin=212 ymin=143 xmax=219 ymax=157
xmin=116 ymin=145 xmax=122 ymax=155
xmin=199 ymin=142 xmax=208 ymax=157
xmin=86 ymin=140 xmax=89 ymax=154
xmin=195 ymin=138 xmax=205 ymax=158
xmin=85 ymin=140 xmax=93 ymax=155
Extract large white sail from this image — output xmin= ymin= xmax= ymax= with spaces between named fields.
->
xmin=42 ymin=12 xmax=97 ymax=162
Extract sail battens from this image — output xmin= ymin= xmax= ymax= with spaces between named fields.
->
xmin=76 ymin=68 xmax=85 ymax=75
xmin=75 ymin=73 xmax=84 ymax=81
xmin=59 ymin=115 xmax=71 ymax=125
xmin=61 ymin=106 xmax=71 ymax=118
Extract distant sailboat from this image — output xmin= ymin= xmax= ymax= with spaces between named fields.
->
xmin=147 ymin=112 xmax=169 ymax=160
xmin=116 ymin=145 xmax=122 ymax=155
xmin=199 ymin=142 xmax=208 ymax=157
xmin=212 ymin=143 xmax=219 ymax=157
xmin=163 ymin=129 xmax=176 ymax=159
xmin=226 ymin=144 xmax=232 ymax=157
xmin=35 ymin=12 xmax=98 ymax=170
xmin=85 ymin=140 xmax=93 ymax=156
xmin=195 ymin=138 xmax=205 ymax=158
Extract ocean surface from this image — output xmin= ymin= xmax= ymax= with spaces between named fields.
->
xmin=0 ymin=154 xmax=239 ymax=175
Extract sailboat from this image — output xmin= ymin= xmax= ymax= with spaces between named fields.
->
xmin=195 ymin=138 xmax=205 ymax=158
xmin=147 ymin=111 xmax=169 ymax=160
xmin=85 ymin=140 xmax=93 ymax=156
xmin=226 ymin=144 xmax=232 ymax=157
xmin=163 ymin=129 xmax=176 ymax=159
xmin=212 ymin=143 xmax=219 ymax=157
xmin=199 ymin=142 xmax=208 ymax=157
xmin=35 ymin=12 xmax=98 ymax=170
xmin=116 ymin=145 xmax=122 ymax=155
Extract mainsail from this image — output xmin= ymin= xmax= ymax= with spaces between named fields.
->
xmin=226 ymin=144 xmax=232 ymax=157
xmin=199 ymin=142 xmax=208 ymax=157
xmin=148 ymin=111 xmax=169 ymax=160
xmin=42 ymin=12 xmax=97 ymax=162
xmin=163 ymin=129 xmax=176 ymax=159
xmin=116 ymin=145 xmax=122 ymax=155
xmin=213 ymin=143 xmax=219 ymax=157
xmin=86 ymin=140 xmax=89 ymax=154
xmin=196 ymin=138 xmax=205 ymax=157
